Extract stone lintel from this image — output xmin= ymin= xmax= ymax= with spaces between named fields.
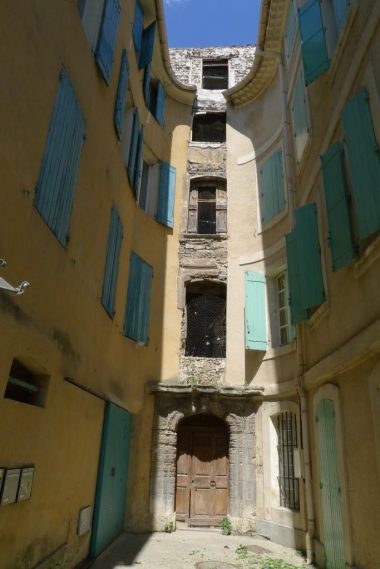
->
xmin=146 ymin=381 xmax=264 ymax=398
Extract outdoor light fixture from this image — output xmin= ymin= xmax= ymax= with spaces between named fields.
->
xmin=0 ymin=259 xmax=30 ymax=295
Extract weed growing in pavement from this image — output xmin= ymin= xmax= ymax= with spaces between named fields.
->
xmin=219 ymin=516 xmax=233 ymax=535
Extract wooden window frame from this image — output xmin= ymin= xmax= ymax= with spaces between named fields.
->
xmin=187 ymin=179 xmax=227 ymax=235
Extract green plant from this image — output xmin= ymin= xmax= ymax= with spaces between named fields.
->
xmin=235 ymin=544 xmax=249 ymax=559
xmin=219 ymin=516 xmax=232 ymax=535
xmin=164 ymin=521 xmax=175 ymax=533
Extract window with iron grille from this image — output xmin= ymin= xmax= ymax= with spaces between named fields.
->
xmin=188 ymin=179 xmax=227 ymax=234
xmin=185 ymin=282 xmax=226 ymax=358
xmin=202 ymin=59 xmax=229 ymax=90
xmin=277 ymin=412 xmax=300 ymax=511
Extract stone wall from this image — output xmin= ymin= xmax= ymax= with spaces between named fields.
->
xmin=179 ymin=356 xmax=226 ymax=385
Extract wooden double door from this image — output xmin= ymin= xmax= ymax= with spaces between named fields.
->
xmin=175 ymin=414 xmax=229 ymax=526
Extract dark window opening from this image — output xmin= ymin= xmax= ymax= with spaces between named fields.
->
xmin=138 ymin=160 xmax=150 ymax=210
xmin=192 ymin=113 xmax=226 ymax=143
xmin=148 ymin=81 xmax=158 ymax=117
xmin=198 ymin=187 xmax=216 ymax=234
xmin=202 ymin=59 xmax=229 ymax=90
xmin=4 ymin=360 xmax=48 ymax=407
xmin=277 ymin=412 xmax=300 ymax=511
xmin=186 ymin=282 xmax=226 ymax=358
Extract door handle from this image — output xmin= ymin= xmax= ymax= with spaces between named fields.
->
xmin=210 ymin=481 xmax=216 ymax=487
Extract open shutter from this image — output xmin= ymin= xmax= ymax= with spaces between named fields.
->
xmin=286 ymin=230 xmax=307 ymax=325
xmin=156 ymin=81 xmax=166 ymax=127
xmin=342 ymin=88 xmax=380 ymax=240
xmin=101 ymin=206 xmax=123 ymax=317
xmin=143 ymin=63 xmax=151 ymax=107
xmin=132 ymin=0 xmax=144 ymax=52
xmin=133 ymin=126 xmax=144 ymax=196
xmin=157 ymin=162 xmax=176 ymax=228
xmin=291 ymin=71 xmax=310 ymax=163
xmin=299 ymin=0 xmax=330 ymax=85
xmin=124 ymin=253 xmax=152 ymax=344
xmin=285 ymin=1 xmax=297 ymax=61
xmin=321 ymin=142 xmax=356 ymax=270
xmin=245 ymin=271 xmax=267 ymax=351
xmin=35 ymin=68 xmax=85 ymax=246
xmin=138 ymin=21 xmax=156 ymax=70
xmin=95 ymin=0 xmax=121 ymax=85
xmin=114 ymin=50 xmax=129 ymax=139
xmin=216 ymin=186 xmax=227 ymax=233
xmin=332 ymin=0 xmax=350 ymax=34
xmin=127 ymin=108 xmax=140 ymax=185
xmin=260 ymin=149 xmax=285 ymax=224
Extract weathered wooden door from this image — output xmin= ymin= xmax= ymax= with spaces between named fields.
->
xmin=316 ymin=399 xmax=345 ymax=569
xmin=175 ymin=415 xmax=229 ymax=526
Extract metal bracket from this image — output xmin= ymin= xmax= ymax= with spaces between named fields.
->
xmin=0 ymin=259 xmax=30 ymax=295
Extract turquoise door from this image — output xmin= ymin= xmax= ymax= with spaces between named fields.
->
xmin=90 ymin=402 xmax=131 ymax=557
xmin=316 ymin=399 xmax=345 ymax=569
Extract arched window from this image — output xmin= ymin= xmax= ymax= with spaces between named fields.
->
xmin=188 ymin=178 xmax=227 ymax=235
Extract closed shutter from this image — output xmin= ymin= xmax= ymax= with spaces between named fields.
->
xmin=35 ymin=68 xmax=85 ymax=246
xmin=291 ymin=70 xmax=310 ymax=163
xmin=157 ymin=162 xmax=176 ymax=228
xmin=299 ymin=0 xmax=330 ymax=85
xmin=138 ymin=20 xmax=156 ymax=70
xmin=101 ymin=206 xmax=123 ymax=317
xmin=114 ymin=50 xmax=129 ymax=140
xmin=127 ymin=108 xmax=140 ymax=186
xmin=286 ymin=230 xmax=307 ymax=325
xmin=216 ymin=186 xmax=227 ymax=233
xmin=260 ymin=148 xmax=285 ymax=224
xmin=342 ymin=88 xmax=380 ymax=240
xmin=285 ymin=1 xmax=297 ymax=61
xmin=332 ymin=0 xmax=350 ymax=34
xmin=95 ymin=0 xmax=121 ymax=85
xmin=245 ymin=271 xmax=267 ymax=351
xmin=143 ymin=63 xmax=151 ymax=107
xmin=134 ymin=126 xmax=144 ymax=196
xmin=321 ymin=142 xmax=356 ymax=270
xmin=132 ymin=0 xmax=144 ymax=52
xmin=156 ymin=81 xmax=166 ymax=127
xmin=124 ymin=253 xmax=153 ymax=344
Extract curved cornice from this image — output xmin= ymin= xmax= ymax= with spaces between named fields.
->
xmin=224 ymin=0 xmax=288 ymax=107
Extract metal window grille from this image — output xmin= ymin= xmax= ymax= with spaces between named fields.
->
xmin=192 ymin=113 xmax=226 ymax=143
xmin=186 ymin=291 xmax=226 ymax=357
xmin=277 ymin=412 xmax=300 ymax=511
xmin=198 ymin=187 xmax=216 ymax=234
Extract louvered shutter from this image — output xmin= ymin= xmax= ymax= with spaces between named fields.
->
xmin=286 ymin=230 xmax=307 ymax=325
xmin=321 ymin=142 xmax=356 ymax=270
xmin=127 ymin=108 xmax=140 ymax=185
xmin=291 ymin=71 xmax=309 ymax=163
xmin=156 ymin=81 xmax=166 ymax=127
xmin=138 ymin=21 xmax=156 ymax=70
xmin=143 ymin=63 xmax=152 ymax=107
xmin=332 ymin=0 xmax=350 ymax=34
xmin=124 ymin=253 xmax=152 ymax=344
xmin=101 ymin=206 xmax=123 ymax=317
xmin=342 ymin=88 xmax=380 ymax=240
xmin=35 ymin=68 xmax=85 ymax=246
xmin=95 ymin=0 xmax=121 ymax=85
xmin=299 ymin=0 xmax=330 ymax=85
xmin=133 ymin=126 xmax=144 ymax=196
xmin=132 ymin=0 xmax=144 ymax=52
xmin=114 ymin=50 xmax=129 ymax=139
xmin=285 ymin=1 xmax=297 ymax=61
xmin=157 ymin=162 xmax=176 ymax=228
xmin=245 ymin=271 xmax=267 ymax=351
xmin=260 ymin=149 xmax=285 ymax=224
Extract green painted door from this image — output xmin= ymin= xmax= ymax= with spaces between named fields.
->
xmin=316 ymin=399 xmax=345 ymax=569
xmin=90 ymin=402 xmax=131 ymax=557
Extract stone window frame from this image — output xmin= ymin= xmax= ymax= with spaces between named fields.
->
xmin=187 ymin=177 xmax=227 ymax=235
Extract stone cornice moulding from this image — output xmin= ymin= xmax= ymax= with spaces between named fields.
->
xmin=146 ymin=381 xmax=264 ymax=398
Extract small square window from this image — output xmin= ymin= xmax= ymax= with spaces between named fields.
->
xmin=4 ymin=360 xmax=49 ymax=408
xmin=202 ymin=59 xmax=229 ymax=90
xmin=192 ymin=113 xmax=226 ymax=143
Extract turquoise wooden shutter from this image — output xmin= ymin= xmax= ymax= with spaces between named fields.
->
xmin=321 ymin=142 xmax=356 ymax=271
xmin=286 ymin=230 xmax=307 ymax=325
xmin=143 ymin=63 xmax=152 ymax=107
xmin=95 ymin=0 xmax=121 ymax=85
xmin=295 ymin=203 xmax=325 ymax=310
xmin=132 ymin=0 xmax=144 ymax=52
xmin=127 ymin=108 xmax=140 ymax=185
xmin=101 ymin=206 xmax=123 ymax=317
xmin=114 ymin=50 xmax=129 ymax=140
xmin=342 ymin=88 xmax=380 ymax=240
xmin=133 ymin=126 xmax=144 ymax=196
xmin=260 ymin=149 xmax=285 ymax=224
xmin=332 ymin=0 xmax=350 ymax=34
xmin=35 ymin=68 xmax=85 ymax=246
xmin=299 ymin=0 xmax=330 ymax=85
xmin=291 ymin=71 xmax=309 ymax=163
xmin=157 ymin=162 xmax=176 ymax=228
xmin=124 ymin=253 xmax=153 ymax=344
xmin=156 ymin=81 xmax=166 ymax=127
xmin=285 ymin=1 xmax=297 ymax=61
xmin=245 ymin=271 xmax=267 ymax=351
xmin=138 ymin=21 xmax=156 ymax=70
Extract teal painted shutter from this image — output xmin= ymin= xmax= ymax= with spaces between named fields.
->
xmin=124 ymin=253 xmax=153 ymax=344
xmin=114 ymin=50 xmax=129 ymax=140
xmin=157 ymin=162 xmax=176 ymax=228
xmin=133 ymin=126 xmax=144 ymax=196
xmin=127 ymin=108 xmax=140 ymax=185
xmin=156 ymin=81 xmax=166 ymax=127
xmin=77 ymin=0 xmax=86 ymax=18
xmin=286 ymin=230 xmax=307 ymax=325
xmin=245 ymin=271 xmax=267 ymax=351
xmin=295 ymin=203 xmax=325 ymax=309
xmin=321 ymin=142 xmax=356 ymax=270
xmin=285 ymin=1 xmax=297 ymax=61
xmin=95 ymin=0 xmax=121 ymax=85
xmin=138 ymin=20 xmax=156 ymax=70
xmin=260 ymin=149 xmax=285 ymax=224
xmin=291 ymin=71 xmax=309 ymax=163
xmin=101 ymin=206 xmax=123 ymax=317
xmin=132 ymin=0 xmax=144 ymax=52
xmin=35 ymin=68 xmax=85 ymax=246
xmin=143 ymin=63 xmax=151 ymax=107
xmin=299 ymin=0 xmax=330 ymax=85
xmin=332 ymin=0 xmax=350 ymax=34
xmin=342 ymin=88 xmax=380 ymax=240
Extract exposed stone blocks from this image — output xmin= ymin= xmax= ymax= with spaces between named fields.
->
xmin=179 ymin=355 xmax=226 ymax=386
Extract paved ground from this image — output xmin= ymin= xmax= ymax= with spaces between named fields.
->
xmin=90 ymin=530 xmax=315 ymax=569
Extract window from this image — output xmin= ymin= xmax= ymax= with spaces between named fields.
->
xmin=186 ymin=282 xmax=226 ymax=358
xmin=187 ymin=179 xmax=227 ymax=234
xmin=276 ymin=273 xmax=295 ymax=345
xmin=102 ymin=206 xmax=123 ymax=317
xmin=291 ymin=69 xmax=310 ymax=164
xmin=114 ymin=50 xmax=130 ymax=140
xmin=202 ymin=59 xmax=229 ymax=90
xmin=284 ymin=0 xmax=297 ymax=63
xmin=192 ymin=113 xmax=226 ymax=143
xmin=34 ymin=69 xmax=85 ymax=246
xmin=259 ymin=148 xmax=286 ymax=225
xmin=276 ymin=412 xmax=300 ymax=511
xmin=143 ymin=68 xmax=166 ymax=127
xmin=124 ymin=253 xmax=153 ymax=344
xmin=4 ymin=360 xmax=48 ymax=408
xmin=126 ymin=108 xmax=144 ymax=195
xmin=137 ymin=161 xmax=159 ymax=216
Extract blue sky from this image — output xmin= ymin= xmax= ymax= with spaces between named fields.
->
xmin=163 ymin=0 xmax=261 ymax=48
